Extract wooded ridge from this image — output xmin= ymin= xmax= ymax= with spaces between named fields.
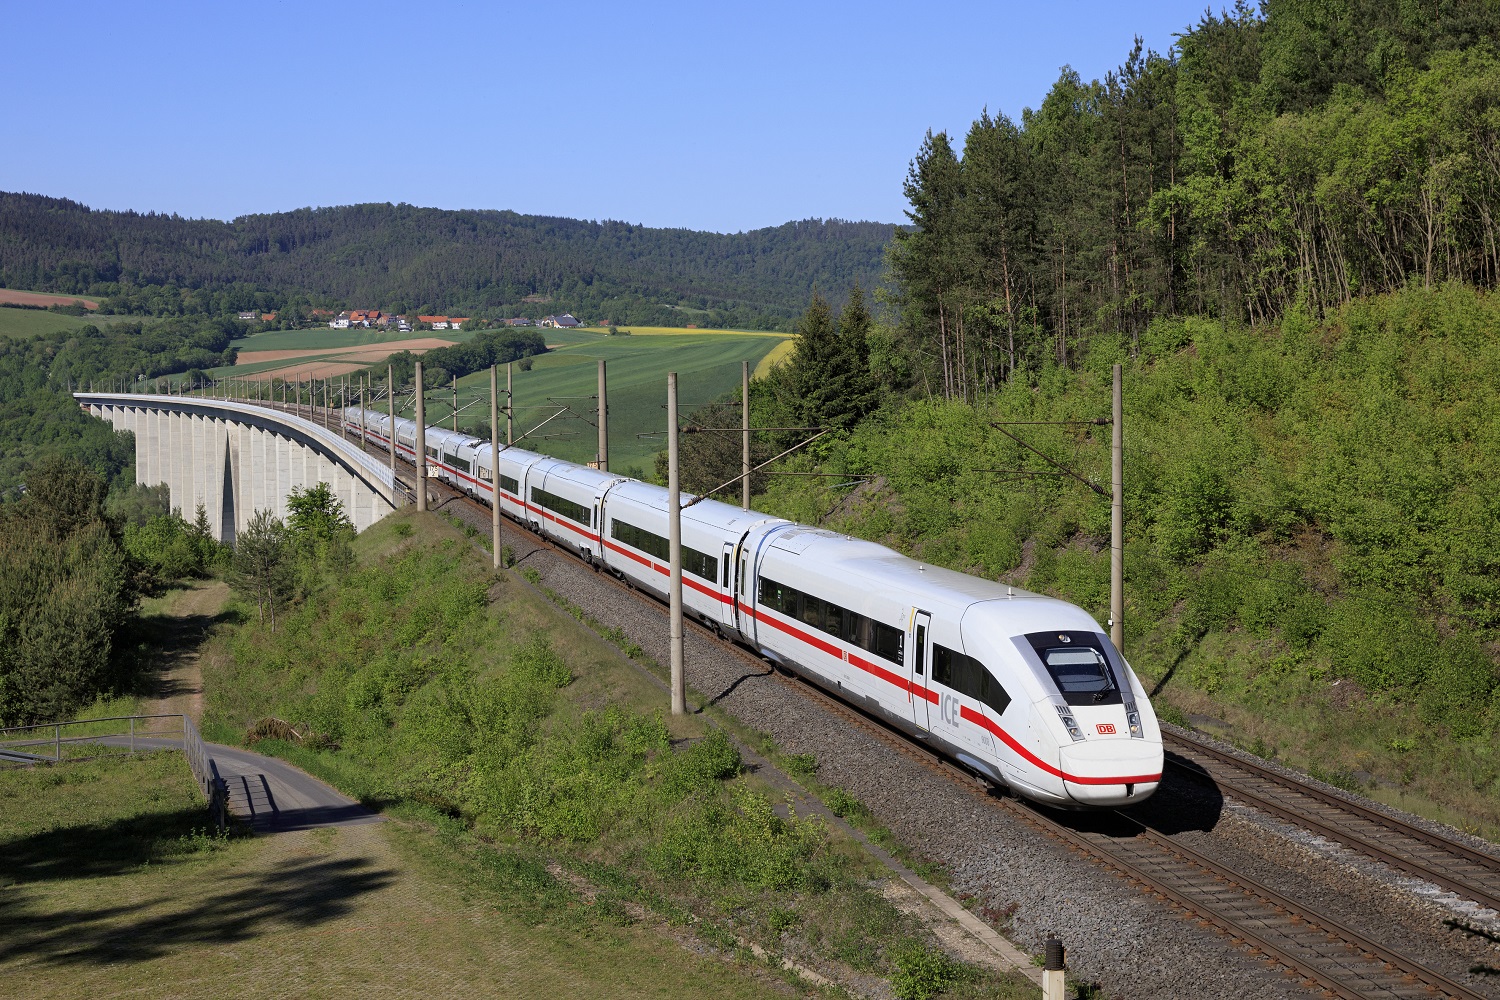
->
xmin=0 ymin=194 xmax=895 ymax=329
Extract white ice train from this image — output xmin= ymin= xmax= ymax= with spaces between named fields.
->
xmin=345 ymin=406 xmax=1164 ymax=808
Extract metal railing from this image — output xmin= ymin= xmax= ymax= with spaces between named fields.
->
xmin=0 ymin=714 xmax=227 ymax=831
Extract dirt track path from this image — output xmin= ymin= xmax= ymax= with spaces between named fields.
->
xmin=140 ymin=580 xmax=229 ymax=727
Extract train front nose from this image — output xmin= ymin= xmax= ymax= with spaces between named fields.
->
xmin=1057 ymin=739 xmax=1163 ymax=806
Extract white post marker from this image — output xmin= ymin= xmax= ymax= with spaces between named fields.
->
xmin=667 ymin=371 xmax=685 ymax=715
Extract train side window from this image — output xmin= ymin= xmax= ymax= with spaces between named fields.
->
xmin=868 ymin=622 xmax=904 ymax=665
xmin=800 ymin=593 xmax=824 ymax=630
xmin=500 ymin=474 xmax=519 ymax=495
xmin=914 ymin=622 xmax=927 ymax=676
xmin=934 ymin=644 xmax=1011 ymax=715
xmin=838 ymin=607 xmax=859 ymax=645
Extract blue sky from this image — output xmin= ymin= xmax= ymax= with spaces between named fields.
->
xmin=6 ymin=1 xmax=1207 ymax=232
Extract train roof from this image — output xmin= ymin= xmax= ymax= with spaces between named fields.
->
xmin=762 ymin=525 xmax=1053 ymax=611
xmin=607 ymin=480 xmax=790 ymax=533
xmin=531 ymin=457 xmax=626 ymax=492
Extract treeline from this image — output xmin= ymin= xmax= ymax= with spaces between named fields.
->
xmin=0 ymin=315 xmax=241 ymax=497
xmin=0 ymin=195 xmax=895 ymax=328
xmin=890 ymin=0 xmax=1500 ymax=397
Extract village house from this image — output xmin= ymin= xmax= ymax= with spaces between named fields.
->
xmin=449 ymin=317 xmax=469 ymax=330
xmin=260 ymin=312 xmax=277 ymax=322
xmin=505 ymin=317 xmax=533 ymax=327
xmin=237 ymin=311 xmax=257 ymax=321
xmin=540 ymin=313 xmax=580 ymax=328
xmin=419 ymin=315 xmax=449 ymax=330
xmin=330 ymin=311 xmax=351 ymax=329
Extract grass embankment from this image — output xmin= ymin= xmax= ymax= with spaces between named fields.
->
xmin=757 ymin=285 xmax=1500 ymax=839
xmin=202 ymin=513 xmax=1028 ymax=999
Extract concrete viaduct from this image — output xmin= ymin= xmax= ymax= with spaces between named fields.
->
xmin=75 ymin=393 xmax=406 ymax=543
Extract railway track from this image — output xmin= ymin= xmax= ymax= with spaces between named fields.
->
xmin=1164 ymin=730 xmax=1500 ymax=916
xmin=327 ymin=416 xmax=1493 ymax=998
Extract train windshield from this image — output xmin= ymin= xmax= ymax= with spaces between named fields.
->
xmin=1024 ymin=631 xmax=1123 ymax=705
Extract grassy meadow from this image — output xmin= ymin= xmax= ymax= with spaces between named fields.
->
xmin=0 ymin=307 xmax=148 ymax=340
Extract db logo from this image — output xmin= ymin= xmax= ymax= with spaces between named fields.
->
xmin=1095 ymin=723 xmax=1117 ymax=735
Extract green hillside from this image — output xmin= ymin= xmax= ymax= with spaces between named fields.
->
xmin=754 ymin=285 xmax=1500 ymax=835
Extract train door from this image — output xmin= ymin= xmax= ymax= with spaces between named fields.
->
xmin=592 ymin=500 xmax=603 ymax=560
xmin=720 ymin=541 xmax=736 ymax=631
xmin=736 ymin=544 xmax=755 ymax=642
xmin=910 ymin=611 xmax=933 ymax=732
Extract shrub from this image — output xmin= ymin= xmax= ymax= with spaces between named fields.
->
xmin=889 ymin=942 xmax=965 ymax=1000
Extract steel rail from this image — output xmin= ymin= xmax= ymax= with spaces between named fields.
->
xmin=361 ymin=437 xmax=1491 ymax=999
xmin=1165 ymin=729 xmax=1500 ymax=875
xmin=1164 ymin=731 xmax=1500 ymax=917
xmin=1009 ymin=802 xmax=1488 ymax=1000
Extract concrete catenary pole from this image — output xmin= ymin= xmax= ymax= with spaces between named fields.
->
xmin=490 ymin=364 xmax=502 ymax=569
xmin=387 ymin=364 xmax=398 ymax=501
xmin=415 ymin=361 xmax=428 ymax=512
xmin=1110 ymin=363 xmax=1124 ymax=655
xmin=596 ymin=359 xmax=608 ymax=471
xmin=741 ymin=359 xmax=751 ymax=511
xmin=452 ymin=374 xmax=459 ymax=432
xmin=668 ymin=371 xmax=685 ymax=715
xmin=506 ymin=362 xmax=514 ymax=445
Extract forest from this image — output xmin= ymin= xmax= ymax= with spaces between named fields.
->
xmin=0 ymin=196 xmax=893 ymax=330
xmin=889 ymin=0 xmax=1500 ymax=396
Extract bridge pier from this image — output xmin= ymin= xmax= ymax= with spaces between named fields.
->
xmin=76 ymin=394 xmax=401 ymax=543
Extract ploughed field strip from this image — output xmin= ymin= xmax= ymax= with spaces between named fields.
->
xmin=1164 ymin=731 xmax=1500 ymax=917
xmin=268 ymin=400 xmax=1494 ymax=998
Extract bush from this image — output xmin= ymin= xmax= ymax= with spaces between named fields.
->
xmin=889 ymin=942 xmax=965 ymax=1000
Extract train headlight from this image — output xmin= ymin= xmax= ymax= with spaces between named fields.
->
xmin=1054 ymin=704 xmax=1086 ymax=742
xmin=1124 ymin=700 xmax=1143 ymax=739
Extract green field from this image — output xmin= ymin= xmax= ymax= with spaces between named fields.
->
xmin=438 ymin=331 xmax=785 ymax=471
xmin=0 ymin=308 xmax=147 ymax=340
xmin=211 ymin=327 xmax=789 ymax=471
